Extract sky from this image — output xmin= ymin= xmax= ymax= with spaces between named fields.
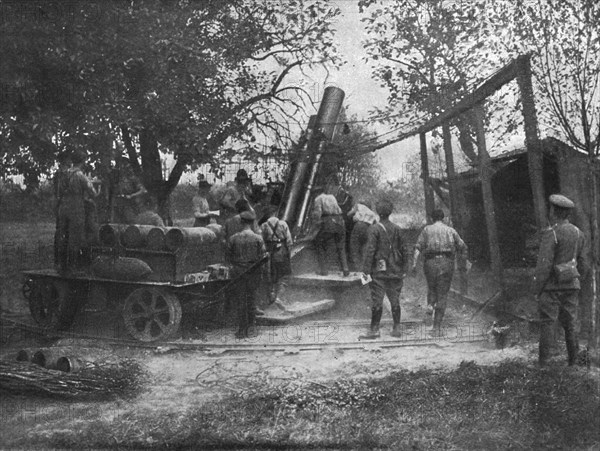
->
xmin=308 ymin=0 xmax=421 ymax=182
xmin=178 ymin=0 xmax=420 ymax=185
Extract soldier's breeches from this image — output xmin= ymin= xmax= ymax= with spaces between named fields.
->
xmin=423 ymin=257 xmax=454 ymax=309
xmin=370 ymin=277 xmax=403 ymax=309
xmin=538 ymin=290 xmax=579 ymax=365
xmin=57 ymin=201 xmax=86 ymax=270
xmin=350 ymin=221 xmax=369 ymax=268
xmin=233 ymin=271 xmax=258 ymax=331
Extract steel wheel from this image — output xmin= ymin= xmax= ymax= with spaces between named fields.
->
xmin=28 ymin=279 xmax=81 ymax=330
xmin=122 ymin=287 xmax=182 ymax=342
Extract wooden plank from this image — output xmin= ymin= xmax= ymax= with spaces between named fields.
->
xmin=420 ymin=132 xmax=435 ymax=222
xmin=473 ymin=104 xmax=504 ymax=286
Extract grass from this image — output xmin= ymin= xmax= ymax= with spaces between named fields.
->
xmin=3 ymin=360 xmax=599 ymax=449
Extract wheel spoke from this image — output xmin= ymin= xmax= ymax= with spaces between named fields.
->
xmin=142 ymin=320 xmax=153 ymax=339
xmin=128 ymin=312 xmax=149 ymax=320
xmin=153 ymin=318 xmax=169 ymax=333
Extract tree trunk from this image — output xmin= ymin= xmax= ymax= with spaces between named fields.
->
xmin=453 ymin=114 xmax=478 ymax=163
xmin=588 ymin=158 xmax=598 ymax=350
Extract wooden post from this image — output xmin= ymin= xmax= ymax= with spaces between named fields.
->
xmin=473 ymin=104 xmax=503 ymax=286
xmin=442 ymin=124 xmax=461 ymax=231
xmin=420 ymin=132 xmax=435 ymax=223
xmin=442 ymin=124 xmax=468 ymax=293
xmin=517 ymin=55 xmax=547 ymax=230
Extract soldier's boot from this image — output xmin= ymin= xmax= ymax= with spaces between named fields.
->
xmin=359 ymin=307 xmax=382 ymax=339
xmin=430 ymin=308 xmax=445 ymax=337
xmin=391 ymin=307 xmax=402 ymax=337
xmin=538 ymin=322 xmax=553 ymax=366
xmin=565 ymin=328 xmax=579 ymax=366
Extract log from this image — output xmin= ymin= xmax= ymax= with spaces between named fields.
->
xmin=98 ymin=223 xmax=127 ymax=247
xmin=121 ymin=225 xmax=155 ymax=248
xmin=165 ymin=227 xmax=217 ymax=251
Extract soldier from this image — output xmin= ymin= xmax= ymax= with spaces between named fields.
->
xmin=224 ymin=198 xmax=260 ymax=242
xmin=311 ymin=185 xmax=350 ymax=276
xmin=56 ymin=150 xmax=101 ymax=273
xmin=113 ymin=161 xmax=147 ymax=224
xmin=192 ymin=175 xmax=212 ymax=227
xmin=533 ymin=194 xmax=588 ymax=366
xmin=220 ymin=168 xmax=253 ymax=221
xmin=412 ymin=209 xmax=467 ymax=336
xmin=261 ymin=206 xmax=293 ymax=304
xmin=359 ymin=199 xmax=407 ymax=339
xmin=347 ymin=199 xmax=379 ymax=270
xmin=53 ymin=151 xmax=72 ymax=268
xmin=135 ymin=196 xmax=165 ymax=227
xmin=227 ymin=210 xmax=267 ymax=339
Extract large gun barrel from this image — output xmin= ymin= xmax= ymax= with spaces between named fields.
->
xmin=281 ymin=87 xmax=345 ymax=235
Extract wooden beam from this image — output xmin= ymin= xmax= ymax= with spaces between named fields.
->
xmin=517 ymin=56 xmax=547 ymax=230
xmin=420 ymin=133 xmax=435 ymax=223
xmin=364 ymin=55 xmax=528 ymax=155
xmin=473 ymin=104 xmax=504 ymax=286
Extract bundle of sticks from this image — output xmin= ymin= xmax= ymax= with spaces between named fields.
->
xmin=0 ymin=359 xmax=146 ymax=399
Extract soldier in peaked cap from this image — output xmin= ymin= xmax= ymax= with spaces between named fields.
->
xmin=533 ymin=194 xmax=589 ymax=366
xmin=227 ymin=208 xmax=267 ymax=339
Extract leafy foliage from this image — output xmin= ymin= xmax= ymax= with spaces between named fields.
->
xmin=488 ymin=0 xmax=600 ymax=156
xmin=0 ymin=0 xmax=340 ymax=199
xmin=358 ymin=0 xmax=521 ymax=161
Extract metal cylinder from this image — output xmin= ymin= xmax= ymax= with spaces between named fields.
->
xmin=165 ymin=227 xmax=217 ymax=251
xmin=32 ymin=348 xmax=65 ymax=370
xmin=98 ymin=224 xmax=127 ymax=247
xmin=294 ymin=87 xmax=345 ymax=233
xmin=282 ymin=119 xmax=316 ymax=224
xmin=147 ymin=227 xmax=167 ymax=250
xmin=121 ymin=225 xmax=155 ymax=248
xmin=56 ymin=356 xmax=93 ymax=373
xmin=16 ymin=348 xmax=33 ymax=362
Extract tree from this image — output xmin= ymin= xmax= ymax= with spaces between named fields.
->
xmin=0 ymin=0 xmax=340 ymax=218
xmin=358 ymin=0 xmax=520 ymax=164
xmin=326 ymin=110 xmax=382 ymax=190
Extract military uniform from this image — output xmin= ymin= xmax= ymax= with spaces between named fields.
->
xmin=261 ymin=216 xmax=293 ymax=303
xmin=533 ymin=194 xmax=588 ymax=366
xmin=53 ymin=163 xmax=71 ymax=267
xmin=56 ymin=167 xmax=97 ymax=272
xmin=312 ymin=193 xmax=349 ymax=276
xmin=114 ymin=170 xmax=144 ymax=224
xmin=227 ymin=212 xmax=267 ymax=338
xmin=361 ymin=218 xmax=407 ymax=337
xmin=348 ymin=203 xmax=379 ymax=269
xmin=415 ymin=220 xmax=467 ymax=331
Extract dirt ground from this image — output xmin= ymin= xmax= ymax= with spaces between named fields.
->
xmin=0 ymin=270 xmax=545 ymax=448
xmin=1 ymin=220 xmax=597 ymax=448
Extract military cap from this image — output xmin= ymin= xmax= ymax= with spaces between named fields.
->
xmin=240 ymin=210 xmax=256 ymax=221
xmin=549 ymin=194 xmax=575 ymax=209
xmin=235 ymin=168 xmax=250 ymax=182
